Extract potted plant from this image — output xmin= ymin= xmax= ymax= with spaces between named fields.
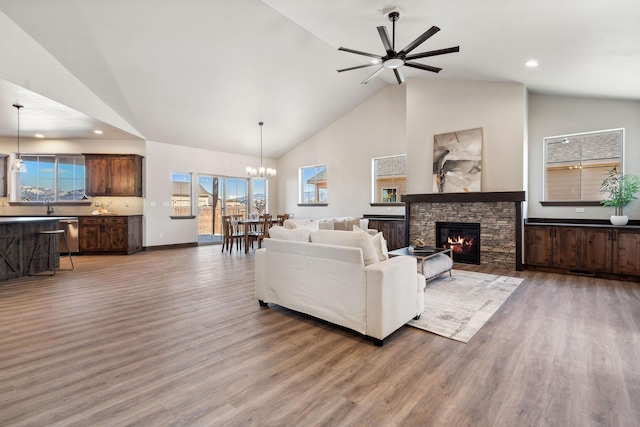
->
xmin=600 ymin=166 xmax=640 ymax=225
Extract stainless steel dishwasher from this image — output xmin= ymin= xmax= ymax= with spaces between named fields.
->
xmin=59 ymin=218 xmax=79 ymax=253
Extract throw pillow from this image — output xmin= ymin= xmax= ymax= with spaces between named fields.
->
xmin=318 ymin=220 xmax=334 ymax=230
xmin=332 ymin=219 xmax=348 ymax=231
xmin=354 ymin=225 xmax=389 ymax=262
xmin=268 ymin=226 xmax=311 ymax=242
xmin=310 ymin=229 xmax=378 ymax=266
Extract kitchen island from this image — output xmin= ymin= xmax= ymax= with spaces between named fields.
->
xmin=0 ymin=216 xmax=77 ymax=281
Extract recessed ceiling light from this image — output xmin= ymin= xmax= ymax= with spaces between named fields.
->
xmin=526 ymin=60 xmax=539 ymax=67
xmin=93 ymin=130 xmax=103 ymax=135
xmin=35 ymin=133 xmax=44 ymax=138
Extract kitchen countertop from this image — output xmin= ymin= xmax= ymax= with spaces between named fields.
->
xmin=0 ymin=216 xmax=78 ymax=224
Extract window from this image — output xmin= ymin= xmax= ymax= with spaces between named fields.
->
xmin=372 ymin=155 xmax=406 ymax=203
xmin=224 ymin=177 xmax=248 ymax=218
xmin=14 ymin=154 xmax=86 ymax=202
xmin=251 ymin=178 xmax=267 ymax=215
xmin=171 ymin=172 xmax=192 ymax=216
xmin=299 ymin=165 xmax=327 ymax=205
xmin=544 ymin=129 xmax=622 ymax=201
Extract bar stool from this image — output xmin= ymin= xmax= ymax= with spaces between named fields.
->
xmin=27 ymin=230 xmax=75 ymax=276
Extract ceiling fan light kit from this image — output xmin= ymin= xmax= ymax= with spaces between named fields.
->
xmin=337 ymin=10 xmax=459 ymax=84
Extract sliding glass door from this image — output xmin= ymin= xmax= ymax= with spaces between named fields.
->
xmin=197 ymin=175 xmax=248 ymax=244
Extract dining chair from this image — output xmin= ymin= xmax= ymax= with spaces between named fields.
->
xmin=249 ymin=214 xmax=272 ymax=249
xmin=276 ymin=213 xmax=292 ymax=226
xmin=222 ymin=215 xmax=244 ymax=252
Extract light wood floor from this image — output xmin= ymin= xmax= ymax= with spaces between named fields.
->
xmin=1 ymin=246 xmax=639 ymax=426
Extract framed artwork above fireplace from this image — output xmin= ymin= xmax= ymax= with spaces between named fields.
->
xmin=432 ymin=127 xmax=483 ymax=193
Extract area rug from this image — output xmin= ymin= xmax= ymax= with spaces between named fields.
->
xmin=407 ymin=269 xmax=524 ymax=343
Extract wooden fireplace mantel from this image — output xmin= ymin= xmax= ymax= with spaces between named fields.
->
xmin=401 ymin=191 xmax=525 ymax=204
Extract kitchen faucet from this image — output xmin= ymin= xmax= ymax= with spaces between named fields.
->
xmin=44 ymin=198 xmax=54 ymax=215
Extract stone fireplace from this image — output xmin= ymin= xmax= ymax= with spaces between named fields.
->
xmin=402 ymin=191 xmax=525 ymax=270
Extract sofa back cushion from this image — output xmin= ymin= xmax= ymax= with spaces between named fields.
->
xmin=268 ymin=225 xmax=311 ymax=242
xmin=291 ymin=221 xmax=319 ymax=231
xmin=310 ymin=229 xmax=379 ymax=266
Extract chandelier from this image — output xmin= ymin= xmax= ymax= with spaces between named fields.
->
xmin=10 ymin=103 xmax=27 ymax=173
xmin=246 ymin=121 xmax=276 ymax=178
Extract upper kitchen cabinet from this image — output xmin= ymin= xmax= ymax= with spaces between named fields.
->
xmin=84 ymin=154 xmax=143 ymax=196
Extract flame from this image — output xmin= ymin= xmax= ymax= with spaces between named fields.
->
xmin=446 ymin=235 xmax=475 ymax=253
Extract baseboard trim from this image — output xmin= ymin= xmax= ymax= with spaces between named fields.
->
xmin=144 ymin=242 xmax=198 ymax=251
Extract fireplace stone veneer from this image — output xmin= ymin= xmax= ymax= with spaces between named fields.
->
xmin=403 ymin=192 xmax=525 ymax=271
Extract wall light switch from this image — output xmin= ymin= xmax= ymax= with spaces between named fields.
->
xmin=150 ymin=201 xmax=157 ymax=207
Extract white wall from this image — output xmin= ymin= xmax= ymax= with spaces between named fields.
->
xmin=145 ymin=140 xmax=277 ymax=247
xmin=406 ymin=78 xmax=527 ymax=194
xmin=276 ymin=78 xmax=528 ymax=221
xmin=276 ymin=84 xmax=407 ymax=219
xmin=527 ymin=93 xmax=640 ymax=220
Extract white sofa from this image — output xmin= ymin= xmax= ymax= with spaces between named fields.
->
xmin=255 ymin=229 xmax=426 ymax=346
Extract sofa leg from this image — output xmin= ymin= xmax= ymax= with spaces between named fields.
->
xmin=258 ymin=300 xmax=268 ymax=307
xmin=413 ymin=314 xmax=421 ymax=320
xmin=372 ymin=337 xmax=384 ymax=347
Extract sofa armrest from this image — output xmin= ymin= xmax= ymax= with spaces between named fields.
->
xmin=365 ymin=256 xmax=422 ymax=340
xmin=255 ymin=248 xmax=267 ymax=302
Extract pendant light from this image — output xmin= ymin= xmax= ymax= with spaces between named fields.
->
xmin=246 ymin=121 xmax=276 ymax=178
xmin=10 ymin=103 xmax=27 ymax=173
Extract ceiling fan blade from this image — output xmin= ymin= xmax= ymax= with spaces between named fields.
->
xmin=377 ymin=26 xmax=395 ymax=56
xmin=398 ymin=26 xmax=440 ymax=55
xmin=361 ymin=67 xmax=385 ymax=84
xmin=406 ymin=46 xmax=460 ymax=61
xmin=337 ymin=63 xmax=379 ymax=73
xmin=393 ymin=68 xmax=405 ymax=85
xmin=338 ymin=47 xmax=382 ymax=59
xmin=405 ymin=62 xmax=442 ymax=73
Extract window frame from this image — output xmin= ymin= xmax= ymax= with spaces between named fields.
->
xmin=298 ymin=164 xmax=328 ymax=206
xmin=10 ymin=153 xmax=89 ymax=204
xmin=170 ymin=172 xmax=194 ymax=219
xmin=542 ymin=128 xmax=624 ymax=206
xmin=371 ymin=154 xmax=406 ymax=206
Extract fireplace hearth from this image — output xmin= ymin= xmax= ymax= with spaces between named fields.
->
xmin=436 ymin=222 xmax=481 ymax=264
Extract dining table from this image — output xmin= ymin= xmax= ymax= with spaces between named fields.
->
xmin=236 ymin=218 xmax=275 ymax=253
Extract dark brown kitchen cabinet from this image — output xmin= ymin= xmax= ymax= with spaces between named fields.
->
xmin=525 ymin=224 xmax=640 ymax=279
xmin=84 ymin=154 xmax=143 ymax=196
xmin=613 ymin=229 xmax=640 ymax=276
xmin=363 ymin=215 xmax=406 ymax=250
xmin=79 ymin=215 xmax=142 ymax=254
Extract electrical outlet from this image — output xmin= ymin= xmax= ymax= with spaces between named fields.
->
xmin=576 ymin=208 xmax=586 ymax=213
xmin=159 ymin=232 xmax=163 ymax=238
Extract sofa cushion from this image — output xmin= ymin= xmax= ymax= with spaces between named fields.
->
xmin=268 ymin=225 xmax=311 ymax=242
xmin=291 ymin=221 xmax=319 ymax=231
xmin=310 ymin=229 xmax=379 ymax=266
xmin=283 ymin=218 xmax=312 ymax=230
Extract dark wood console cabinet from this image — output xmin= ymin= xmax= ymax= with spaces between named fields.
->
xmin=84 ymin=154 xmax=143 ymax=196
xmin=79 ymin=215 xmax=142 ymax=254
xmin=525 ymin=223 xmax=640 ymax=279
xmin=363 ymin=215 xmax=405 ymax=251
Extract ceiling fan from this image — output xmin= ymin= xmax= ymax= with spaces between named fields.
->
xmin=337 ymin=11 xmax=459 ymax=84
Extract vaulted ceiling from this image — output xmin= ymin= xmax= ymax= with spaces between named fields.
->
xmin=0 ymin=0 xmax=638 ymax=159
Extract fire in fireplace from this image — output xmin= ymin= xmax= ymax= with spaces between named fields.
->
xmin=435 ymin=222 xmax=481 ymax=264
